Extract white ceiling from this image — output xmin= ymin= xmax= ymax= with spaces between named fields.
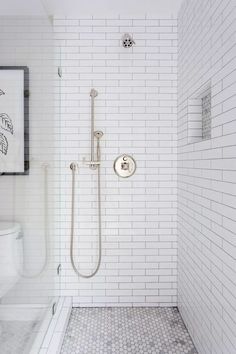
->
xmin=0 ymin=0 xmax=183 ymax=17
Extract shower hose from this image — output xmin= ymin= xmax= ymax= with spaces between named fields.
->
xmin=70 ymin=162 xmax=102 ymax=278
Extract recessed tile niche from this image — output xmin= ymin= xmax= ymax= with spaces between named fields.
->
xmin=187 ymin=84 xmax=211 ymax=144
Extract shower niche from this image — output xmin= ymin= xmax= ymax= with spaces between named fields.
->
xmin=187 ymin=83 xmax=212 ymax=144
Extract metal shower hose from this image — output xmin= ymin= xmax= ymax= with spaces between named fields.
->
xmin=70 ymin=162 xmax=102 ymax=278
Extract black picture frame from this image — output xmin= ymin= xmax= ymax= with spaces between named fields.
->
xmin=0 ymin=66 xmax=29 ymax=175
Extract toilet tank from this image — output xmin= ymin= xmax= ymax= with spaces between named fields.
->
xmin=0 ymin=222 xmax=23 ymax=296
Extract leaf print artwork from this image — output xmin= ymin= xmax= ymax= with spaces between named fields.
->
xmin=0 ymin=69 xmax=27 ymax=171
xmin=0 ymin=87 xmax=14 ymax=156
xmin=0 ymin=132 xmax=8 ymax=155
xmin=0 ymin=113 xmax=14 ymax=135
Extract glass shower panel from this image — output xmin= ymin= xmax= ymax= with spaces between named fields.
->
xmin=0 ymin=16 xmax=57 ymax=353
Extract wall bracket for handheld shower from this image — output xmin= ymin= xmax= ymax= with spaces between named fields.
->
xmin=94 ymin=131 xmax=103 ymax=139
xmin=90 ymin=88 xmax=98 ymax=98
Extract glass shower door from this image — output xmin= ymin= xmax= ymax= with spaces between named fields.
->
xmin=0 ymin=15 xmax=58 ymax=353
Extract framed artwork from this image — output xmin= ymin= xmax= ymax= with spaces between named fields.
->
xmin=0 ymin=66 xmax=29 ymax=175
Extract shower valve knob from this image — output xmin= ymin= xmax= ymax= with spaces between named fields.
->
xmin=114 ymin=154 xmax=136 ymax=178
xmin=121 ymin=162 xmax=129 ymax=171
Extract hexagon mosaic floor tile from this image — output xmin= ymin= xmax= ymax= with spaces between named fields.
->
xmin=61 ymin=307 xmax=198 ymax=354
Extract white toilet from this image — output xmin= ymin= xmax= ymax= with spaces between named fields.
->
xmin=0 ymin=222 xmax=23 ymax=298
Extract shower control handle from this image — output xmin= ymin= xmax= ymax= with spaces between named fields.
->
xmin=114 ymin=154 xmax=136 ymax=178
xmin=121 ymin=161 xmax=130 ymax=171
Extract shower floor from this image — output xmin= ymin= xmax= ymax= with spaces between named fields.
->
xmin=61 ymin=307 xmax=198 ymax=354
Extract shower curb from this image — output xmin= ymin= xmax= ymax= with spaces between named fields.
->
xmin=39 ymin=297 xmax=72 ymax=354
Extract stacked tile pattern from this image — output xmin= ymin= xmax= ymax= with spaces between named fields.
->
xmin=54 ymin=17 xmax=178 ymax=306
xmin=178 ymin=0 xmax=236 ymax=353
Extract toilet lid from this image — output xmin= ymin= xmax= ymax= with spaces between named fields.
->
xmin=0 ymin=222 xmax=21 ymax=236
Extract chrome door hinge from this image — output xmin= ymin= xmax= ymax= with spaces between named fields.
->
xmin=52 ymin=302 xmax=57 ymax=316
xmin=57 ymin=264 xmax=61 ymax=276
xmin=58 ymin=67 xmax=62 ymax=78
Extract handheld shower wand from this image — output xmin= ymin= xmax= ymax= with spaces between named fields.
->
xmin=70 ymin=89 xmax=103 ymax=278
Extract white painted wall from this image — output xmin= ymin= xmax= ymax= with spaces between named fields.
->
xmin=0 ymin=0 xmax=183 ymax=17
xmin=44 ymin=0 xmax=183 ymax=18
xmin=0 ymin=0 xmax=47 ymax=16
xmin=178 ymin=0 xmax=236 ymax=353
xmin=55 ymin=16 xmax=178 ymax=306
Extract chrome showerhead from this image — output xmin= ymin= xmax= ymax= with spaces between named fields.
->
xmin=122 ymin=33 xmax=135 ymax=48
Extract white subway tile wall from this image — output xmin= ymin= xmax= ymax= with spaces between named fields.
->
xmin=55 ymin=17 xmax=178 ymax=306
xmin=178 ymin=0 xmax=236 ymax=353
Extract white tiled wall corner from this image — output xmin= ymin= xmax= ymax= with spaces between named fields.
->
xmin=55 ymin=16 xmax=178 ymax=306
xmin=178 ymin=0 xmax=236 ymax=353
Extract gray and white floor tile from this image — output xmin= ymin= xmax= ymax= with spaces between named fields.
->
xmin=61 ymin=307 xmax=198 ymax=354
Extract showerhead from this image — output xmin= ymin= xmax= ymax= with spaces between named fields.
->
xmin=122 ymin=33 xmax=135 ymax=48
xmin=94 ymin=131 xmax=104 ymax=139
xmin=90 ymin=88 xmax=98 ymax=98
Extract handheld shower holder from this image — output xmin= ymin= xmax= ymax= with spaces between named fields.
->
xmin=82 ymin=157 xmax=100 ymax=169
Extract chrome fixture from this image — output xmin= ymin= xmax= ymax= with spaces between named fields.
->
xmin=52 ymin=302 xmax=57 ymax=316
xmin=94 ymin=130 xmax=103 ymax=139
xmin=114 ymin=154 xmax=136 ymax=178
xmin=122 ymin=33 xmax=135 ymax=48
xmin=57 ymin=66 xmax=62 ymax=78
xmin=70 ymin=89 xmax=103 ymax=278
xmin=57 ymin=264 xmax=61 ymax=276
xmin=89 ymin=88 xmax=98 ymax=169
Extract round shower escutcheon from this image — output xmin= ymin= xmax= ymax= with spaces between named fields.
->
xmin=113 ymin=154 xmax=136 ymax=178
xmin=94 ymin=131 xmax=104 ymax=139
